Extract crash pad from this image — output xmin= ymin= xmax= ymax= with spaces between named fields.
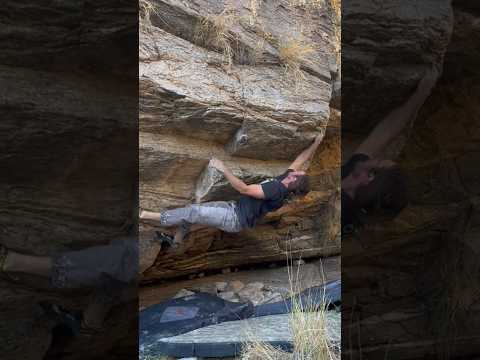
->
xmin=140 ymin=312 xmax=340 ymax=358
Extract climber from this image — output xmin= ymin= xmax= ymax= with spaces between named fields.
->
xmin=341 ymin=65 xmax=441 ymax=236
xmin=0 ymin=233 xmax=137 ymax=337
xmin=140 ymin=133 xmax=324 ymax=246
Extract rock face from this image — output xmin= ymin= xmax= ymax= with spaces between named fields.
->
xmin=342 ymin=0 xmax=453 ymax=137
xmin=343 ymin=1 xmax=480 ymax=358
xmin=0 ymin=1 xmax=137 ymax=359
xmin=140 ymin=0 xmax=341 ymax=281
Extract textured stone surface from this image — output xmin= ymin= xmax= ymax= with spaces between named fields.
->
xmin=140 ymin=26 xmax=330 ymax=157
xmin=0 ymin=66 xmax=137 ymax=255
xmin=0 ymin=1 xmax=137 ymax=75
xmin=143 ymin=0 xmax=335 ymax=78
xmin=140 ymin=0 xmax=340 ymax=281
xmin=342 ymin=1 xmax=480 ymax=358
xmin=237 ymin=282 xmax=266 ymax=305
xmin=342 ymin=0 xmax=453 ymax=135
xmin=0 ymin=1 xmax=137 ymax=359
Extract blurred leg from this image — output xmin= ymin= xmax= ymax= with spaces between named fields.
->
xmin=3 ymin=250 xmax=52 ymax=277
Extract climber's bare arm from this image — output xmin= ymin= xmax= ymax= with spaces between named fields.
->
xmin=139 ymin=210 xmax=161 ymax=222
xmin=355 ymin=66 xmax=440 ymax=158
xmin=210 ymin=158 xmax=265 ymax=199
xmin=289 ymin=132 xmax=324 ymax=171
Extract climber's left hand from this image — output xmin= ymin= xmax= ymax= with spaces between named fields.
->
xmin=210 ymin=158 xmax=226 ymax=172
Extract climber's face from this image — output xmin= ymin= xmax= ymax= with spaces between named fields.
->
xmin=284 ymin=171 xmax=305 ymax=186
xmin=354 ymin=168 xmax=375 ymax=187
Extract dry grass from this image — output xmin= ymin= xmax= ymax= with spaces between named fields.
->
xmin=329 ymin=0 xmax=341 ymax=23
xmin=278 ymin=37 xmax=317 ymax=89
xmin=329 ymin=0 xmax=341 ymax=65
xmin=241 ymin=291 xmax=337 ymax=359
xmin=289 ymin=264 xmax=337 ymax=360
xmin=241 ymin=246 xmax=339 ymax=360
xmin=139 ymin=0 xmax=159 ymax=31
xmin=249 ymin=0 xmax=259 ymax=25
xmin=241 ymin=303 xmax=336 ymax=360
xmin=194 ymin=8 xmax=238 ymax=67
xmin=195 ymin=6 xmax=261 ymax=66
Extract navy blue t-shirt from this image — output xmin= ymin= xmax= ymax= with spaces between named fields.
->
xmin=341 ymin=153 xmax=370 ymax=236
xmin=236 ymin=170 xmax=292 ymax=229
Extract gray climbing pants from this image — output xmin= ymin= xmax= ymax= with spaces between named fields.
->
xmin=159 ymin=201 xmax=243 ymax=233
xmin=51 ymin=237 xmax=138 ymax=290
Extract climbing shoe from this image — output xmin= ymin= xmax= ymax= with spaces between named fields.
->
xmin=172 ymin=221 xmax=191 ymax=246
xmin=39 ymin=302 xmax=82 ymax=337
xmin=154 ymin=231 xmax=175 ymax=249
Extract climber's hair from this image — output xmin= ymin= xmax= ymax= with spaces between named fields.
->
xmin=355 ymin=165 xmax=408 ymax=217
xmin=288 ymin=174 xmax=310 ymax=196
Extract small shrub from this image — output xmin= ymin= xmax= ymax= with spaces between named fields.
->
xmin=241 ymin=245 xmax=339 ymax=360
xmin=278 ymin=37 xmax=317 ymax=89
xmin=249 ymin=0 xmax=259 ymax=25
xmin=194 ymin=8 xmax=238 ymax=67
xmin=329 ymin=0 xmax=341 ymax=65
xmin=139 ymin=0 xmax=158 ymax=31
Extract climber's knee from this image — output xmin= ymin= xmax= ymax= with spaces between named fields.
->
xmin=186 ymin=205 xmax=202 ymax=223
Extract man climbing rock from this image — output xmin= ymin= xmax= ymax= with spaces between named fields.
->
xmin=140 ymin=133 xmax=324 ymax=246
xmin=341 ymin=66 xmax=440 ymax=236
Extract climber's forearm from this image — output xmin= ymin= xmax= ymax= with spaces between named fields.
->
xmin=290 ymin=136 xmax=322 ymax=171
xmin=209 ymin=158 xmax=264 ymax=198
xmin=355 ymin=67 xmax=439 ymax=158
xmin=379 ymin=85 xmax=428 ymax=139
xmin=222 ymin=167 xmax=249 ymax=194
xmin=210 ymin=157 xmax=249 ymax=194
xmin=367 ymin=99 xmax=419 ymax=151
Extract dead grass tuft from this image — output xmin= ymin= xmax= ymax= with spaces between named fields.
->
xmin=249 ymin=0 xmax=260 ymax=25
xmin=241 ymin=296 xmax=336 ymax=360
xmin=329 ymin=0 xmax=341 ymax=65
xmin=194 ymin=8 xmax=238 ymax=67
xmin=139 ymin=0 xmax=159 ymax=31
xmin=241 ymin=245 xmax=339 ymax=360
xmin=278 ymin=37 xmax=317 ymax=90
xmin=241 ymin=294 xmax=337 ymax=359
xmin=241 ymin=342 xmax=291 ymax=360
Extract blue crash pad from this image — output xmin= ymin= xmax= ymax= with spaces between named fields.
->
xmin=139 ymin=279 xmax=341 ymax=359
